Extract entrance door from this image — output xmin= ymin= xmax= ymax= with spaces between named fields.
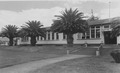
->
xmin=104 ymin=31 xmax=117 ymax=44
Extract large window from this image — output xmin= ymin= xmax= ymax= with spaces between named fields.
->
xmin=86 ymin=31 xmax=90 ymax=39
xmin=82 ymin=31 xmax=90 ymax=39
xmin=37 ymin=36 xmax=39 ymax=41
xmin=63 ymin=33 xmax=67 ymax=39
xmin=48 ymin=31 xmax=50 ymax=40
xmin=52 ymin=32 xmax=54 ymax=40
xmin=44 ymin=36 xmax=46 ymax=40
xmin=91 ymin=26 xmax=95 ymax=38
xmin=56 ymin=33 xmax=59 ymax=40
xmin=96 ymin=26 xmax=100 ymax=38
xmin=80 ymin=26 xmax=101 ymax=39
xmin=40 ymin=36 xmax=43 ymax=40
xmin=82 ymin=33 xmax=85 ymax=39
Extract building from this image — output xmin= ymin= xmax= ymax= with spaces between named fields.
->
xmin=0 ymin=37 xmax=9 ymax=45
xmin=19 ymin=17 xmax=120 ymax=45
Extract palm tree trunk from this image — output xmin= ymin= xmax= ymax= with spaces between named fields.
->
xmin=30 ymin=36 xmax=36 ymax=46
xmin=67 ymin=33 xmax=73 ymax=47
xmin=9 ymin=38 xmax=13 ymax=46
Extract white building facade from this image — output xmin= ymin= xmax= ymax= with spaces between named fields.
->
xmin=19 ymin=17 xmax=120 ymax=45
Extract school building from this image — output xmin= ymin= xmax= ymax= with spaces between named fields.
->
xmin=18 ymin=17 xmax=120 ymax=45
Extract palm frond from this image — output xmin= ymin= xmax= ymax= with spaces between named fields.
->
xmin=51 ymin=8 xmax=89 ymax=34
xmin=19 ymin=20 xmax=46 ymax=37
xmin=0 ymin=25 xmax=18 ymax=38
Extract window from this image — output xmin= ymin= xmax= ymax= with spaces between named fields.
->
xmin=82 ymin=33 xmax=85 ymax=39
xmin=21 ymin=37 xmax=29 ymax=42
xmin=96 ymin=26 xmax=100 ymax=38
xmin=91 ymin=26 xmax=95 ymax=38
xmin=40 ymin=37 xmax=42 ymax=40
xmin=80 ymin=26 xmax=100 ymax=39
xmin=37 ymin=36 xmax=39 ymax=41
xmin=96 ymin=29 xmax=100 ymax=38
xmin=86 ymin=31 xmax=90 ymax=39
xmin=52 ymin=32 xmax=54 ymax=40
xmin=63 ymin=33 xmax=67 ymax=39
xmin=91 ymin=28 xmax=95 ymax=38
xmin=90 ymin=26 xmax=101 ymax=39
xmin=44 ymin=36 xmax=46 ymax=40
xmin=56 ymin=33 xmax=59 ymax=40
xmin=77 ymin=33 xmax=81 ymax=39
xmin=104 ymin=25 xmax=109 ymax=28
xmin=48 ymin=32 xmax=50 ymax=40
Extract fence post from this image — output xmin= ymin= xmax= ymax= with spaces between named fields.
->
xmin=96 ymin=43 xmax=103 ymax=56
xmin=84 ymin=41 xmax=88 ymax=47
xmin=96 ymin=48 xmax=100 ymax=56
xmin=67 ymin=50 xmax=70 ymax=55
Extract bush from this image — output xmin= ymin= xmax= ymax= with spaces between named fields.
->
xmin=110 ymin=49 xmax=120 ymax=63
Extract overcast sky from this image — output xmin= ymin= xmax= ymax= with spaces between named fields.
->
xmin=0 ymin=0 xmax=120 ymax=30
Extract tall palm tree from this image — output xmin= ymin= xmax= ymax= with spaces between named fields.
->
xmin=19 ymin=20 xmax=46 ymax=46
xmin=51 ymin=8 xmax=89 ymax=46
xmin=0 ymin=25 xmax=18 ymax=46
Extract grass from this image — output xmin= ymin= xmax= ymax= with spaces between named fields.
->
xmin=31 ymin=45 xmax=120 ymax=73
xmin=0 ymin=45 xmax=67 ymax=68
xmin=0 ymin=45 xmax=95 ymax=68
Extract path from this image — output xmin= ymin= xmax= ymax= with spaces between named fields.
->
xmin=0 ymin=55 xmax=90 ymax=73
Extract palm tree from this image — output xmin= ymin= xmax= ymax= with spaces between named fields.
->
xmin=19 ymin=20 xmax=46 ymax=46
xmin=51 ymin=8 xmax=89 ymax=46
xmin=111 ymin=18 xmax=120 ymax=37
xmin=0 ymin=25 xmax=18 ymax=46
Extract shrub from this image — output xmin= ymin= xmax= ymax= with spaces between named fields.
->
xmin=110 ymin=49 xmax=120 ymax=63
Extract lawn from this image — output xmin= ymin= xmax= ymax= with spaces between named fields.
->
xmin=0 ymin=45 xmax=67 ymax=68
xmin=0 ymin=45 xmax=95 ymax=68
xmin=31 ymin=45 xmax=120 ymax=73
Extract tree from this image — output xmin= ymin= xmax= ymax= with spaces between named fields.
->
xmin=111 ymin=18 xmax=120 ymax=37
xmin=51 ymin=8 xmax=89 ymax=46
xmin=0 ymin=25 xmax=18 ymax=46
xmin=19 ymin=20 xmax=46 ymax=46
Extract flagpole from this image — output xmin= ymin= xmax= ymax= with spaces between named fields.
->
xmin=109 ymin=1 xmax=111 ymax=22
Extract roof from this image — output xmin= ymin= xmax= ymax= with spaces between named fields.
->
xmin=43 ymin=17 xmax=120 ymax=30
xmin=88 ymin=17 xmax=120 ymax=25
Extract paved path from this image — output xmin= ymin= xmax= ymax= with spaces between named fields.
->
xmin=0 ymin=55 xmax=90 ymax=73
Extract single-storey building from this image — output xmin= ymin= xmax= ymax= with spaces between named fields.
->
xmin=18 ymin=17 xmax=120 ymax=45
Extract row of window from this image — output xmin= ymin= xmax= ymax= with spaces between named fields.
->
xmin=21 ymin=25 xmax=103 ymax=41
xmin=21 ymin=32 xmax=67 ymax=42
xmin=21 ymin=37 xmax=29 ymax=42
xmin=37 ymin=32 xmax=59 ymax=41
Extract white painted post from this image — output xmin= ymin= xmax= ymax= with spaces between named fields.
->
xmin=85 ymin=41 xmax=87 ymax=47
xmin=96 ymin=50 xmax=100 ymax=56
xmin=85 ymin=43 xmax=87 ymax=47
xmin=67 ymin=50 xmax=69 ymax=55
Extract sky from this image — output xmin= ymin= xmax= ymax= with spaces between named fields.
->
xmin=0 ymin=0 xmax=120 ymax=30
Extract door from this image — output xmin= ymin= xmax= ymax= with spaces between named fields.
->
xmin=104 ymin=31 xmax=117 ymax=44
